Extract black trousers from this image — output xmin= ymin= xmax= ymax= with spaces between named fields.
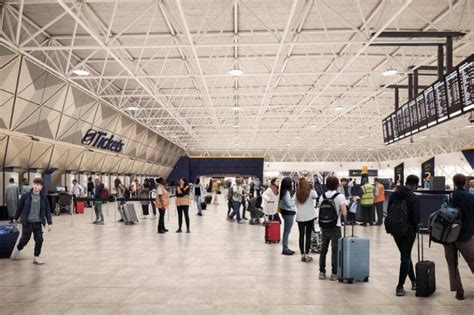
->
xmin=375 ymin=202 xmax=384 ymax=225
xmin=298 ymin=219 xmax=314 ymax=255
xmin=227 ymin=201 xmax=232 ymax=217
xmin=177 ymin=205 xmax=190 ymax=230
xmin=393 ymin=233 xmax=416 ymax=287
xmin=151 ymin=202 xmax=157 ymax=215
xmin=241 ymin=198 xmax=247 ymax=218
xmin=158 ymin=208 xmax=166 ymax=232
xmin=17 ymin=222 xmax=43 ymax=257
xmin=319 ymin=227 xmax=341 ymax=275
xmin=361 ymin=205 xmax=374 ymax=225
xmin=142 ymin=204 xmax=149 ymax=216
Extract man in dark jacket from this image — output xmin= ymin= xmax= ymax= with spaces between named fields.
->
xmin=11 ymin=178 xmax=52 ymax=265
xmin=443 ymin=174 xmax=474 ymax=300
xmin=387 ymin=175 xmax=420 ymax=297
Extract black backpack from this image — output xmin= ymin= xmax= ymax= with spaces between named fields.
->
xmin=318 ymin=193 xmax=340 ymax=229
xmin=384 ymin=198 xmax=409 ymax=236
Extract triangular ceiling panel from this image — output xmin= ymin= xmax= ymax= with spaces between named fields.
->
xmin=0 ymin=45 xmax=18 ymax=68
xmin=117 ymin=115 xmax=134 ymax=137
xmin=5 ymin=137 xmax=33 ymax=168
xmin=42 ymin=83 xmax=68 ymax=112
xmin=0 ymin=57 xmax=21 ymax=93
xmin=79 ymin=102 xmax=97 ymax=124
xmin=41 ymin=72 xmax=67 ymax=105
xmin=63 ymin=86 xmax=96 ymax=119
xmin=14 ymin=105 xmax=41 ymax=135
xmin=56 ymin=115 xmax=78 ymax=140
xmin=17 ymin=60 xmax=47 ymax=105
xmin=58 ymin=119 xmax=92 ymax=145
xmin=0 ymin=136 xmax=7 ymax=165
xmin=49 ymin=146 xmax=69 ymax=169
xmin=29 ymin=141 xmax=53 ymax=169
xmin=0 ymin=91 xmax=14 ymax=129
xmin=11 ymin=98 xmax=40 ymax=130
xmin=36 ymin=107 xmax=61 ymax=140
xmin=66 ymin=148 xmax=84 ymax=170
xmin=124 ymin=140 xmax=137 ymax=157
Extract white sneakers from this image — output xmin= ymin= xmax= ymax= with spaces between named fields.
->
xmin=33 ymin=256 xmax=44 ymax=265
xmin=11 ymin=248 xmax=44 ymax=265
xmin=10 ymin=247 xmax=20 ymax=260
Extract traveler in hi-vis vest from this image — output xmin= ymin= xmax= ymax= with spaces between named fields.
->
xmin=374 ymin=178 xmax=385 ymax=226
xmin=359 ymin=178 xmax=375 ymax=226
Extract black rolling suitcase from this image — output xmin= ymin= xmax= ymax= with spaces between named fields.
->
xmin=415 ymin=226 xmax=436 ymax=297
xmin=0 ymin=225 xmax=20 ymax=258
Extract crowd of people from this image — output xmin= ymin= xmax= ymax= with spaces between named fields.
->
xmin=3 ymin=173 xmax=474 ymax=300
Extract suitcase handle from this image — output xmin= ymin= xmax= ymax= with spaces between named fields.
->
xmin=417 ymin=223 xmax=424 ymax=262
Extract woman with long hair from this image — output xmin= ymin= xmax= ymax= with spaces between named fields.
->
xmin=176 ymin=177 xmax=190 ymax=233
xmin=279 ymin=177 xmax=296 ymax=255
xmin=155 ymin=177 xmax=169 ymax=233
xmin=262 ymin=177 xmax=280 ymax=220
xmin=295 ymin=177 xmax=318 ymax=262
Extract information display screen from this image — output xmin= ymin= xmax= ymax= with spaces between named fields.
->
xmin=434 ymin=80 xmax=448 ymax=122
xmin=459 ymin=58 xmax=473 ymax=111
xmin=387 ymin=116 xmax=393 ymax=143
xmin=424 ymin=86 xmax=437 ymax=126
xmin=416 ymin=94 xmax=427 ymax=129
xmin=446 ymin=70 xmax=463 ymax=117
xmin=383 ymin=55 xmax=473 ymax=145
xmin=391 ymin=113 xmax=399 ymax=140
xmin=402 ymin=104 xmax=411 ymax=136
xmin=409 ymin=99 xmax=419 ymax=132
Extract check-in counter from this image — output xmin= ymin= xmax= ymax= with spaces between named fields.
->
xmin=384 ymin=190 xmax=450 ymax=228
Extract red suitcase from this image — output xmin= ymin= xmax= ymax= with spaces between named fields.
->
xmin=76 ymin=201 xmax=84 ymax=214
xmin=265 ymin=221 xmax=280 ymax=243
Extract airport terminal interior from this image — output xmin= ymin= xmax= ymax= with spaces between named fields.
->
xmin=0 ymin=0 xmax=474 ymax=314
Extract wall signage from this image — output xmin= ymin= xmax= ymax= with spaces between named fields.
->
xmin=81 ymin=129 xmax=124 ymax=153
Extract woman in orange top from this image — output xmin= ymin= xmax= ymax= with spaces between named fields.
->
xmin=156 ymin=177 xmax=169 ymax=234
xmin=175 ymin=177 xmax=190 ymax=233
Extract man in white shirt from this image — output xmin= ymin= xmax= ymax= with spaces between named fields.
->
xmin=319 ymin=176 xmax=348 ymax=281
xmin=72 ymin=179 xmax=84 ymax=214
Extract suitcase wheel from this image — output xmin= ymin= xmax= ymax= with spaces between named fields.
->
xmin=363 ymin=277 xmax=369 ymax=282
xmin=347 ymin=278 xmax=354 ymax=284
xmin=338 ymin=279 xmax=343 ymax=283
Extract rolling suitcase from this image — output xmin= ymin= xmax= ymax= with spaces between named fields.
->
xmin=265 ymin=220 xmax=280 ymax=243
xmin=123 ymin=203 xmax=139 ymax=225
xmin=205 ymin=195 xmax=212 ymax=204
xmin=0 ymin=225 xmax=20 ymax=258
xmin=337 ymin=222 xmax=370 ymax=283
xmin=75 ymin=201 xmax=84 ymax=214
xmin=416 ymin=226 xmax=436 ymax=297
xmin=201 ymin=202 xmax=207 ymax=210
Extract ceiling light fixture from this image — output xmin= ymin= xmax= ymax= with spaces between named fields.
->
xmin=335 ymin=106 xmax=344 ymax=111
xmin=234 ymin=124 xmax=239 ymax=128
xmin=466 ymin=125 xmax=473 ymax=128
xmin=126 ymin=106 xmax=139 ymax=111
xmin=232 ymin=105 xmax=240 ymax=111
xmin=72 ymin=69 xmax=90 ymax=76
xmin=229 ymin=68 xmax=244 ymax=76
xmin=382 ymin=68 xmax=398 ymax=76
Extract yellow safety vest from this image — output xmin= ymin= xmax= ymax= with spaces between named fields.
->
xmin=360 ymin=184 xmax=375 ymax=206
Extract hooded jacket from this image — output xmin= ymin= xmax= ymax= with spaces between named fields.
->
xmin=15 ymin=191 xmax=53 ymax=227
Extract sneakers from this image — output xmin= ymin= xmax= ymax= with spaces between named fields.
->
xmin=411 ymin=281 xmax=417 ymax=291
xmin=319 ymin=272 xmax=326 ymax=280
xmin=33 ymin=256 xmax=44 ymax=265
xmin=176 ymin=229 xmax=182 ymax=233
xmin=329 ymin=274 xmax=339 ymax=281
xmin=301 ymin=255 xmax=313 ymax=262
xmin=10 ymin=247 xmax=21 ymax=260
xmin=455 ymin=290 xmax=465 ymax=300
xmin=282 ymin=249 xmax=295 ymax=256
xmin=97 ymin=221 xmax=105 ymax=225
xmin=396 ymin=286 xmax=405 ymax=296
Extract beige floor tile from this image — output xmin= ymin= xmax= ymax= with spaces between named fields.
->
xmin=124 ymin=288 xmax=175 ymax=304
xmin=168 ymin=287 xmax=216 ymax=305
xmin=65 ymin=304 xmax=115 ymax=315
xmin=13 ymin=303 xmax=74 ymax=314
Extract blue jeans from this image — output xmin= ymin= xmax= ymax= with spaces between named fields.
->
xmin=229 ymin=201 xmax=242 ymax=222
xmin=282 ymin=214 xmax=295 ymax=250
xmin=194 ymin=195 xmax=202 ymax=214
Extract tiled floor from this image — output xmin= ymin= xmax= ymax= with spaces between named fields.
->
xmin=1 ymin=197 xmax=473 ymax=314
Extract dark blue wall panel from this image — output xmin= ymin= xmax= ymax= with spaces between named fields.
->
xmin=167 ymin=156 xmax=264 ymax=183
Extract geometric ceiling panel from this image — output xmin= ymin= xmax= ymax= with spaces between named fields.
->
xmin=42 ymin=80 xmax=68 ymax=112
xmin=0 ymin=45 xmax=17 ymax=69
xmin=0 ymin=91 xmax=14 ymax=130
xmin=28 ymin=141 xmax=53 ymax=169
xmin=5 ymin=137 xmax=33 ymax=168
xmin=10 ymin=98 xmax=40 ymax=131
xmin=0 ymin=57 xmax=21 ymax=94
xmin=36 ymin=107 xmax=61 ymax=140
xmin=17 ymin=59 xmax=47 ymax=105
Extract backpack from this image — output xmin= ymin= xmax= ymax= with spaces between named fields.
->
xmin=428 ymin=198 xmax=462 ymax=246
xmin=122 ymin=185 xmax=131 ymax=199
xmin=227 ymin=186 xmax=234 ymax=203
xmin=318 ymin=192 xmax=340 ymax=229
xmin=384 ymin=198 xmax=409 ymax=237
xmin=100 ymin=186 xmax=109 ymax=202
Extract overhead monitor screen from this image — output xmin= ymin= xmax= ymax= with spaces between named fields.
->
xmin=459 ymin=58 xmax=473 ymax=111
xmin=434 ymin=80 xmax=448 ymax=122
xmin=416 ymin=94 xmax=427 ymax=130
xmin=424 ymin=86 xmax=437 ymax=126
xmin=445 ymin=70 xmax=463 ymax=117
xmin=402 ymin=104 xmax=411 ymax=136
xmin=409 ymin=99 xmax=419 ymax=132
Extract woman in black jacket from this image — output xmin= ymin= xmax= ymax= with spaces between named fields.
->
xmin=386 ymin=175 xmax=420 ymax=297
